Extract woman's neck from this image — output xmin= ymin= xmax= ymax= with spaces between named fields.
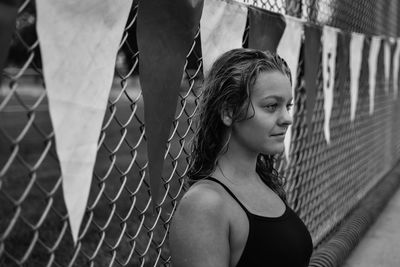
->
xmin=214 ymin=149 xmax=259 ymax=185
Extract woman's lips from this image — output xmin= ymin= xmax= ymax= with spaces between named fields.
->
xmin=270 ymin=133 xmax=286 ymax=141
xmin=271 ymin=132 xmax=286 ymax=136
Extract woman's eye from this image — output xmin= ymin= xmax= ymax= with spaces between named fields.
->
xmin=286 ymin=103 xmax=294 ymax=111
xmin=265 ymin=104 xmax=278 ymax=112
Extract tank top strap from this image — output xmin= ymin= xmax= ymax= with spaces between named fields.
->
xmin=203 ymin=177 xmax=250 ymax=214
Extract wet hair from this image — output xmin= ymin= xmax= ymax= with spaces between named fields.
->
xmin=187 ymin=48 xmax=292 ymax=201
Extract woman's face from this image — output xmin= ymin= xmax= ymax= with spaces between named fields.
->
xmin=230 ymin=71 xmax=293 ymax=156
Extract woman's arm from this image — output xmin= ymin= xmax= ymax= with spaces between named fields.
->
xmin=170 ymin=185 xmax=231 ymax=267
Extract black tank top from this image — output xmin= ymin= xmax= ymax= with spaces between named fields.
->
xmin=205 ymin=177 xmax=313 ymax=267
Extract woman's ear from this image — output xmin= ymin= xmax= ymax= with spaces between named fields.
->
xmin=221 ymin=109 xmax=233 ymax=126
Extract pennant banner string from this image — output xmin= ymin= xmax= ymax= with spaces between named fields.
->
xmin=336 ymin=32 xmax=350 ymax=124
xmin=349 ymin=32 xmax=365 ymax=122
xmin=368 ymin=36 xmax=381 ymax=115
xmin=248 ymin=6 xmax=286 ymax=53
xmin=0 ymin=1 xmax=19 ymax=81
xmin=393 ymin=39 xmax=400 ymax=99
xmin=304 ymin=24 xmax=321 ymax=137
xmin=384 ymin=39 xmax=391 ymax=95
xmin=277 ymin=15 xmax=304 ymax=161
xmin=137 ymin=0 xmax=204 ymax=206
xmin=322 ymin=26 xmax=338 ymax=144
xmin=36 ymin=0 xmax=133 ymax=243
xmin=200 ymin=0 xmax=247 ymax=75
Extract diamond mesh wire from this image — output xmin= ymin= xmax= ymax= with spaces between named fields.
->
xmin=0 ymin=0 xmax=399 ymax=266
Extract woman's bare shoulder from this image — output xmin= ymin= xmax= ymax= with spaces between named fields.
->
xmin=170 ymin=181 xmax=231 ymax=266
xmin=175 ymin=180 xmax=228 ymax=217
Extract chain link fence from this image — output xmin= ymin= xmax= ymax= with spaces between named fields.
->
xmin=1 ymin=0 xmax=400 ymax=266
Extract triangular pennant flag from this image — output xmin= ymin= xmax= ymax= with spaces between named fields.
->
xmin=248 ymin=6 xmax=286 ymax=52
xmin=368 ymin=36 xmax=381 ymax=115
xmin=384 ymin=39 xmax=391 ymax=95
xmin=393 ymin=39 xmax=400 ymax=99
xmin=0 ymin=0 xmax=18 ymax=80
xmin=36 ymin=0 xmax=132 ymax=243
xmin=336 ymin=32 xmax=350 ymax=122
xmin=349 ymin=32 xmax=365 ymax=121
xmin=200 ymin=0 xmax=247 ymax=75
xmin=277 ymin=15 xmax=304 ymax=161
xmin=304 ymin=24 xmax=321 ymax=138
xmin=137 ymin=0 xmax=204 ymax=206
xmin=322 ymin=26 xmax=338 ymax=144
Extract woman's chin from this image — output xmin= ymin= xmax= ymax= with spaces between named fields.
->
xmin=262 ymin=144 xmax=285 ymax=155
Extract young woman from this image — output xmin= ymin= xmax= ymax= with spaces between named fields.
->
xmin=170 ymin=48 xmax=313 ymax=267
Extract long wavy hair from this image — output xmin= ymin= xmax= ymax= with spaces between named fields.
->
xmin=187 ymin=48 xmax=292 ymax=201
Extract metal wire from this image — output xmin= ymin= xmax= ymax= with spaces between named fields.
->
xmin=0 ymin=0 xmax=399 ymax=266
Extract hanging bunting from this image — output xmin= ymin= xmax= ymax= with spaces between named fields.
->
xmin=36 ymin=0 xmax=132 ymax=243
xmin=384 ymin=39 xmax=391 ymax=95
xmin=393 ymin=39 xmax=400 ymax=99
xmin=248 ymin=6 xmax=286 ymax=52
xmin=336 ymin=32 xmax=350 ymax=121
xmin=368 ymin=36 xmax=381 ymax=115
xmin=200 ymin=0 xmax=247 ymax=75
xmin=0 ymin=0 xmax=19 ymax=79
xmin=304 ymin=24 xmax=321 ymax=138
xmin=322 ymin=26 xmax=338 ymax=144
xmin=277 ymin=15 xmax=304 ymax=161
xmin=349 ymin=32 xmax=365 ymax=121
xmin=137 ymin=0 xmax=204 ymax=206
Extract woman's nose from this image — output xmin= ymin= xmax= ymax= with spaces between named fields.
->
xmin=279 ymin=107 xmax=293 ymax=126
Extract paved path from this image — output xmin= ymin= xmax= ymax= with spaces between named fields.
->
xmin=342 ymin=185 xmax=400 ymax=267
